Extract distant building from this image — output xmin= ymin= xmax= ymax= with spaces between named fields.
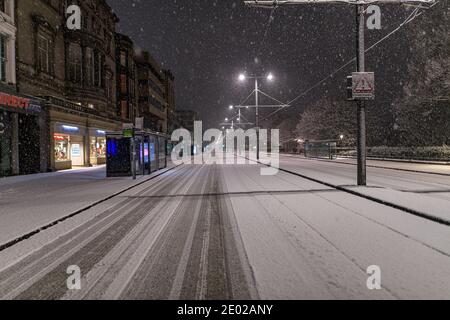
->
xmin=135 ymin=50 xmax=168 ymax=133
xmin=164 ymin=70 xmax=178 ymax=135
xmin=176 ymin=110 xmax=199 ymax=133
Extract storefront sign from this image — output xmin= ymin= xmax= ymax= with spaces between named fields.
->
xmin=0 ymin=93 xmax=42 ymax=113
xmin=54 ymin=135 xmax=67 ymax=141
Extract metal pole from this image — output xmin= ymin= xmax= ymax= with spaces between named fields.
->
xmin=356 ymin=4 xmax=367 ymax=186
xmin=255 ymin=78 xmax=260 ymax=160
xmin=131 ymin=136 xmax=136 ymax=180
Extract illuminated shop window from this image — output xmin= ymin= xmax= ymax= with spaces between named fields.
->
xmin=54 ymin=134 xmax=70 ymax=161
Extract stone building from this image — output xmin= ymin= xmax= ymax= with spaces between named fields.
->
xmin=115 ymin=33 xmax=138 ymax=123
xmin=0 ymin=0 xmax=46 ymax=177
xmin=15 ymin=0 xmax=122 ymax=172
xmin=1 ymin=0 xmax=176 ymax=177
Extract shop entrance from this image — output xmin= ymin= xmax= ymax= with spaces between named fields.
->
xmin=18 ymin=114 xmax=41 ymax=175
xmin=0 ymin=111 xmax=12 ymax=177
xmin=70 ymin=136 xmax=84 ymax=167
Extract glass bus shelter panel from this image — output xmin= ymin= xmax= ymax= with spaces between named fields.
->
xmin=149 ymin=135 xmax=158 ymax=173
xmin=134 ymin=135 xmax=144 ymax=176
xmin=106 ymin=137 xmax=132 ymax=177
xmin=142 ymin=136 xmax=151 ymax=175
xmin=158 ymin=136 xmax=166 ymax=170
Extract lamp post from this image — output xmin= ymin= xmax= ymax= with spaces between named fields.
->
xmin=244 ymin=0 xmax=436 ymax=184
xmin=238 ymin=73 xmax=275 ymax=160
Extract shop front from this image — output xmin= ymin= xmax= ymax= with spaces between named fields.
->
xmin=89 ymin=129 xmax=107 ymax=165
xmin=0 ymin=91 xmax=45 ymax=177
xmin=52 ymin=123 xmax=109 ymax=170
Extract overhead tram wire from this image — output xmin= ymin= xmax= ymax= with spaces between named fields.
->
xmin=228 ymin=3 xmax=279 ymax=129
xmin=255 ymin=4 xmax=279 ymax=61
xmin=257 ymin=1 xmax=440 ymax=123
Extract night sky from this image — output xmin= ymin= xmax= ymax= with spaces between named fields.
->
xmin=107 ymin=0 xmax=413 ymax=128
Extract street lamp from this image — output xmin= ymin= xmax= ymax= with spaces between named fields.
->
xmin=229 ymin=105 xmax=234 ymax=110
xmin=237 ymin=72 xmax=274 ymax=160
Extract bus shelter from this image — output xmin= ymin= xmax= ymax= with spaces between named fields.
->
xmin=106 ymin=130 xmax=168 ymax=177
xmin=304 ymin=140 xmax=338 ymax=160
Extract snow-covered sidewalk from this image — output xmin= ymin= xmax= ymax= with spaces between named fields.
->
xmin=282 ymin=153 xmax=450 ymax=175
xmin=0 ymin=165 xmax=174 ymax=245
xmin=278 ymin=155 xmax=450 ymax=224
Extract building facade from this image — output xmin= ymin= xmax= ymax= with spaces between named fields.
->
xmin=176 ymin=110 xmax=199 ymax=133
xmin=0 ymin=0 xmax=46 ymax=177
xmin=164 ymin=69 xmax=178 ymax=135
xmin=1 ymin=0 xmax=176 ymax=177
xmin=115 ymin=33 xmax=137 ymax=124
xmin=14 ymin=0 xmax=122 ymax=174
xmin=135 ymin=50 xmax=168 ymax=133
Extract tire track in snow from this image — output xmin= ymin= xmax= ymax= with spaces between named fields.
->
xmin=0 ymin=165 xmax=198 ymax=299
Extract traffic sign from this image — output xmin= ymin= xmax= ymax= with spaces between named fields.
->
xmin=352 ymin=72 xmax=375 ymax=100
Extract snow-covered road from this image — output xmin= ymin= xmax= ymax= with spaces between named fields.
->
xmin=1 ymin=160 xmax=450 ymax=299
xmin=278 ymin=155 xmax=450 ymax=223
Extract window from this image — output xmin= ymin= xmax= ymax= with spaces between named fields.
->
xmin=54 ymin=134 xmax=70 ymax=162
xmin=120 ymin=51 xmax=126 ymax=67
xmin=0 ymin=0 xmax=5 ymax=14
xmin=120 ymin=101 xmax=128 ymax=120
xmin=94 ymin=53 xmax=102 ymax=87
xmin=85 ymin=48 xmax=94 ymax=85
xmin=90 ymin=137 xmax=106 ymax=158
xmin=120 ymin=74 xmax=127 ymax=94
xmin=37 ymin=35 xmax=50 ymax=73
xmin=0 ymin=35 xmax=6 ymax=82
xmin=68 ymin=43 xmax=82 ymax=83
xmin=105 ymin=75 xmax=113 ymax=100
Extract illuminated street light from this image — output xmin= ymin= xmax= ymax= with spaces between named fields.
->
xmin=235 ymin=71 xmax=282 ymax=160
xmin=229 ymin=105 xmax=234 ymax=110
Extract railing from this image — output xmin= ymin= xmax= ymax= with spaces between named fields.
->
xmin=40 ymin=95 xmax=121 ymax=122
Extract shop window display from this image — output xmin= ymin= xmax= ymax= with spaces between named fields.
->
xmin=90 ymin=137 xmax=106 ymax=159
xmin=54 ymin=134 xmax=70 ymax=161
